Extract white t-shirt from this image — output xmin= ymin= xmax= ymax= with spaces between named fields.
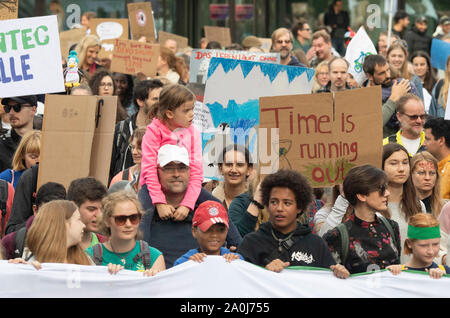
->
xmin=401 ymin=136 xmax=421 ymax=156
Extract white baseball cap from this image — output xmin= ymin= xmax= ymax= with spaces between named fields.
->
xmin=157 ymin=144 xmax=190 ymax=167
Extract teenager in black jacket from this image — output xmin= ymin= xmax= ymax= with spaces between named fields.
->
xmin=237 ymin=169 xmax=349 ymax=278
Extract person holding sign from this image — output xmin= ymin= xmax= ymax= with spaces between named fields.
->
xmin=323 ymin=165 xmax=402 ymax=274
xmin=387 ymin=213 xmax=450 ymax=278
xmin=75 ymin=35 xmax=101 ymax=77
xmin=237 ymin=169 xmax=349 ymax=278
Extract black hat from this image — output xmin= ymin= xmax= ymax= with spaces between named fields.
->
xmin=440 ymin=16 xmax=450 ymax=26
xmin=415 ymin=15 xmax=427 ymax=23
xmin=1 ymin=95 xmax=38 ymax=106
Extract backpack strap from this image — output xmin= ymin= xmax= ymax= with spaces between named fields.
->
xmin=132 ymin=240 xmax=152 ymax=269
xmin=91 ymin=243 xmax=104 ymax=266
xmin=378 ymin=215 xmax=398 ymax=249
xmin=13 ymin=227 xmax=27 ymax=258
xmin=263 ymin=234 xmax=300 ymax=266
xmin=336 ymin=223 xmax=349 ymax=265
xmin=122 ymin=168 xmax=130 ymax=181
xmin=0 ymin=180 xmax=8 ymax=238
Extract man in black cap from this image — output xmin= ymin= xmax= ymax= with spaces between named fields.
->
xmin=405 ymin=15 xmax=432 ymax=56
xmin=434 ymin=16 xmax=450 ymax=40
xmin=392 ymin=10 xmax=410 ymax=39
xmin=0 ymin=95 xmax=37 ymax=172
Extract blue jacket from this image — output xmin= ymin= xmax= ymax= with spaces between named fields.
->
xmin=138 ymin=185 xmax=242 ymax=268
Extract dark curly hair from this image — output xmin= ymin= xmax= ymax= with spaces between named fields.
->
xmin=260 ymin=169 xmax=312 ymax=213
xmin=88 ymin=68 xmax=116 ymax=95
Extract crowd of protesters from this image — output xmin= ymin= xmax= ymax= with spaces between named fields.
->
xmin=0 ymin=0 xmax=450 ymax=285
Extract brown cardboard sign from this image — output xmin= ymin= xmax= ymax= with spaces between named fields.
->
xmin=158 ymin=30 xmax=188 ymax=52
xmin=59 ymin=27 xmax=87 ymax=61
xmin=38 ymin=95 xmax=117 ymax=190
xmin=204 ymin=26 xmax=231 ymax=48
xmin=128 ymin=2 xmax=156 ymax=42
xmin=0 ymin=0 xmax=18 ymax=20
xmin=110 ymin=39 xmax=159 ymax=77
xmin=90 ymin=18 xmax=129 ymax=59
xmin=259 ymin=86 xmax=382 ymax=187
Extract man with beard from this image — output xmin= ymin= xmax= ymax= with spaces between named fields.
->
xmin=383 ymin=94 xmax=427 ymax=157
xmin=309 ymin=30 xmax=340 ymax=69
xmin=317 ymin=57 xmax=352 ymax=93
xmin=0 ymin=96 xmax=37 ymax=172
xmin=363 ymin=54 xmax=420 ymax=138
xmin=405 ymin=16 xmax=431 ymax=56
xmin=109 ymin=79 xmax=164 ymax=183
xmin=271 ymin=28 xmax=306 ymax=67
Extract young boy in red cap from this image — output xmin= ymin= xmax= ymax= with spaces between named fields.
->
xmin=173 ymin=200 xmax=243 ymax=266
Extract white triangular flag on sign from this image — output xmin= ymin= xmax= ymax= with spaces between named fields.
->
xmin=344 ymin=26 xmax=377 ymax=86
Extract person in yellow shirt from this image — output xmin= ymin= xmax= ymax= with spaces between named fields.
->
xmin=424 ymin=117 xmax=450 ymax=199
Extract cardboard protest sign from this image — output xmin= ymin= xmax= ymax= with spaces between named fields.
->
xmin=158 ymin=31 xmax=188 ymax=52
xmin=37 ymin=95 xmax=117 ymax=190
xmin=110 ymin=39 xmax=159 ymax=77
xmin=431 ymin=38 xmax=450 ymax=71
xmin=0 ymin=15 xmax=65 ymax=98
xmin=128 ymin=2 xmax=156 ymax=42
xmin=344 ymin=27 xmax=377 ymax=86
xmin=259 ymin=86 xmax=382 ymax=187
xmin=59 ymin=27 xmax=87 ymax=61
xmin=0 ymin=0 xmax=18 ymax=20
xmin=189 ymin=49 xmax=280 ymax=84
xmin=201 ymin=57 xmax=315 ymax=180
xmin=204 ymin=26 xmax=231 ymax=48
xmin=90 ymin=18 xmax=129 ymax=59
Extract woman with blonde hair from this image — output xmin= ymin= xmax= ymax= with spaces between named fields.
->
xmin=387 ymin=213 xmax=450 ymax=278
xmin=410 ymin=151 xmax=444 ymax=217
xmin=0 ymin=130 xmax=40 ymax=189
xmin=157 ymin=47 xmax=187 ymax=85
xmin=430 ymin=55 xmax=450 ymax=118
xmin=312 ymin=61 xmax=330 ymax=93
xmin=86 ymin=191 xmax=165 ymax=276
xmin=75 ymin=34 xmax=101 ymax=76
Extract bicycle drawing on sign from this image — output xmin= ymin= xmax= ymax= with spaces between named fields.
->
xmin=354 ymin=51 xmax=372 ymax=73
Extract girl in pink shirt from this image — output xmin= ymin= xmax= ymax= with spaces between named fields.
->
xmin=140 ymin=84 xmax=203 ymax=221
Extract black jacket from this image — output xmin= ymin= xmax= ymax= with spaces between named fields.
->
xmin=405 ymin=26 xmax=431 ymax=56
xmin=324 ymin=9 xmax=350 ymax=39
xmin=0 ymin=129 xmax=21 ymax=173
xmin=109 ymin=113 xmax=138 ymax=183
xmin=237 ymin=222 xmax=336 ymax=268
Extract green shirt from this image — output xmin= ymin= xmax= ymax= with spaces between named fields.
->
xmin=89 ymin=233 xmax=99 ymax=247
xmin=86 ymin=241 xmax=162 ymax=272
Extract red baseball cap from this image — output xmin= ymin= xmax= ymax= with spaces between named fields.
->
xmin=192 ymin=201 xmax=229 ymax=232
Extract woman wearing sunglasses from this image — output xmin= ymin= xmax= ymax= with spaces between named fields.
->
xmin=324 ymin=165 xmax=402 ymax=274
xmin=86 ymin=191 xmax=165 ymax=276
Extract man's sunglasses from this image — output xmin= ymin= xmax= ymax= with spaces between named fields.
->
xmin=113 ymin=213 xmax=142 ymax=226
xmin=400 ymin=113 xmax=427 ymax=121
xmin=3 ymin=104 xmax=33 ymax=113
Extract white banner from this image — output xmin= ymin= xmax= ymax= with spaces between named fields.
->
xmin=344 ymin=26 xmax=377 ymax=86
xmin=0 ymin=257 xmax=449 ymax=298
xmin=0 ymin=15 xmax=65 ymax=98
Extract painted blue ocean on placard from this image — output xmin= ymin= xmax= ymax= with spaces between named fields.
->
xmin=201 ymin=57 xmax=314 ymax=179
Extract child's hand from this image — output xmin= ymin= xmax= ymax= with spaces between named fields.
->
xmin=107 ymin=263 xmax=124 ymax=275
xmin=387 ymin=265 xmax=403 ymax=275
xmin=8 ymin=258 xmax=41 ymax=270
xmin=189 ymin=253 xmax=207 ymax=263
xmin=156 ymin=203 xmax=175 ymax=220
xmin=223 ymin=253 xmax=240 ymax=263
xmin=426 ymin=267 xmax=445 ymax=279
xmin=173 ymin=205 xmax=190 ymax=221
xmin=143 ymin=267 xmax=163 ymax=277
xmin=265 ymin=259 xmax=290 ymax=273
xmin=330 ymin=264 xmax=350 ymax=279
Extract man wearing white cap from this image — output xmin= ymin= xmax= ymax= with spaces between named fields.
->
xmin=138 ymin=144 xmax=242 ymax=268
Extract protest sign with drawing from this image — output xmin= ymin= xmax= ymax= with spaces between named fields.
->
xmin=201 ymin=57 xmax=314 ymax=180
xmin=128 ymin=2 xmax=156 ymax=42
xmin=344 ymin=26 xmax=377 ymax=86
xmin=0 ymin=15 xmax=65 ymax=98
xmin=90 ymin=18 xmax=129 ymax=59
xmin=189 ymin=49 xmax=280 ymax=84
xmin=110 ymin=39 xmax=159 ymax=77
xmin=259 ymin=86 xmax=383 ymax=187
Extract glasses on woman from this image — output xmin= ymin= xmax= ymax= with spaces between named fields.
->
xmin=113 ymin=213 xmax=141 ymax=226
xmin=100 ymin=82 xmax=113 ymax=88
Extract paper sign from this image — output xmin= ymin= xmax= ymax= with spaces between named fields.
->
xmin=90 ymin=18 xmax=129 ymax=59
xmin=0 ymin=15 xmax=65 ymax=98
xmin=128 ymin=2 xmax=156 ymax=42
xmin=344 ymin=27 xmax=377 ymax=86
xmin=431 ymin=38 xmax=450 ymax=71
xmin=59 ymin=27 xmax=87 ymax=61
xmin=445 ymin=85 xmax=450 ymax=120
xmin=0 ymin=0 xmax=18 ymax=20
xmin=259 ymin=86 xmax=383 ymax=187
xmin=204 ymin=26 xmax=231 ymax=48
xmin=189 ymin=49 xmax=280 ymax=84
xmin=158 ymin=31 xmax=188 ymax=52
xmin=38 ymin=95 xmax=117 ymax=190
xmin=110 ymin=39 xmax=159 ymax=77
xmin=201 ymin=57 xmax=315 ymax=180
